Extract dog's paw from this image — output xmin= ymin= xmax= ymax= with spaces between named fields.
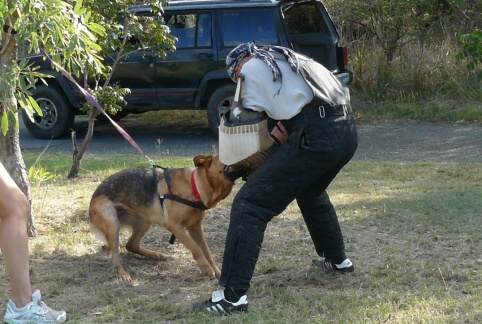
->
xmin=117 ymin=269 xmax=133 ymax=282
xmin=200 ymin=265 xmax=216 ymax=278
xmin=148 ymin=251 xmax=168 ymax=260
xmin=214 ymin=266 xmax=221 ymax=279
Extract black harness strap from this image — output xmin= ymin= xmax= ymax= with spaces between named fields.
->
xmin=159 ymin=167 xmax=207 ymax=210
xmin=156 ymin=166 xmax=207 ymax=244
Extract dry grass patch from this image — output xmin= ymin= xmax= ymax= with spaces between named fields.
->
xmin=1 ymin=158 xmax=481 ymax=323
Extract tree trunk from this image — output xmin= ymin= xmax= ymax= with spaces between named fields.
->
xmin=0 ymin=121 xmax=36 ymax=237
xmin=0 ymin=24 xmax=36 ymax=237
xmin=67 ymin=105 xmax=96 ymax=178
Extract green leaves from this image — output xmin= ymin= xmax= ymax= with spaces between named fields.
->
xmin=1 ymin=0 xmax=108 ymax=135
xmin=456 ymin=29 xmax=482 ymax=72
xmin=0 ymin=110 xmax=18 ymax=136
xmin=1 ymin=0 xmax=173 ymax=137
xmin=88 ymin=22 xmax=106 ymax=37
xmin=80 ymin=84 xmax=130 ymax=117
xmin=28 ymin=164 xmax=58 ymax=182
xmin=73 ymin=0 xmax=86 ymax=16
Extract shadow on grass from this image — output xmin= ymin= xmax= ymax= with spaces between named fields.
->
xmin=3 ymin=163 xmax=481 ymax=323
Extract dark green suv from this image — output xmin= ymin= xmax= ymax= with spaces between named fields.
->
xmin=21 ymin=0 xmax=352 ymax=139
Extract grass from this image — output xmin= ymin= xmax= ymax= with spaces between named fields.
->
xmin=352 ymin=99 xmax=482 ymax=124
xmin=134 ymin=99 xmax=482 ymax=126
xmin=342 ymin=33 xmax=482 ymax=124
xmin=1 ymin=152 xmax=481 ymax=323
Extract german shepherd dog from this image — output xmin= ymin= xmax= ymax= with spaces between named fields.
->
xmin=89 ymin=154 xmax=234 ymax=281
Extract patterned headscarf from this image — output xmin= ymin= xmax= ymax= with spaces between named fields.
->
xmin=226 ymin=42 xmax=301 ymax=82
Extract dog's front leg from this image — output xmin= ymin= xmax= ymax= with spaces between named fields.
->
xmin=165 ymin=223 xmax=216 ymax=278
xmin=187 ymin=224 xmax=221 ymax=279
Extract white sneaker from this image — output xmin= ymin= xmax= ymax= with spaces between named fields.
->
xmin=192 ymin=290 xmax=248 ymax=314
xmin=313 ymin=258 xmax=355 ymax=273
xmin=4 ymin=290 xmax=67 ymax=323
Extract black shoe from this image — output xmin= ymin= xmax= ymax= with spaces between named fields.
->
xmin=192 ymin=290 xmax=248 ymax=315
xmin=313 ymin=258 xmax=355 ymax=273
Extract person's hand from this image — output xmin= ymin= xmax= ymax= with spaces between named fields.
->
xmin=270 ymin=121 xmax=288 ymax=145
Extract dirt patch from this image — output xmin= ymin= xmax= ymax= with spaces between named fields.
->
xmin=354 ymin=121 xmax=481 ymax=163
xmin=21 ymin=118 xmax=482 ymax=163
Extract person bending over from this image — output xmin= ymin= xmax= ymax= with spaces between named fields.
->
xmin=193 ymin=42 xmax=358 ymax=314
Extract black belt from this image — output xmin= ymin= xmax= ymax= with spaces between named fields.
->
xmin=303 ymin=102 xmax=352 ymax=118
xmin=282 ymin=102 xmax=352 ymax=135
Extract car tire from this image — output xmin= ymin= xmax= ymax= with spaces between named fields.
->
xmin=21 ymin=85 xmax=75 ymax=140
xmin=206 ymin=84 xmax=236 ymax=135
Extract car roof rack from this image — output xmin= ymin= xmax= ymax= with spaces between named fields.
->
xmin=129 ymin=0 xmax=279 ymax=13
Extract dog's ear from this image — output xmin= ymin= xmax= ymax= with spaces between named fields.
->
xmin=193 ymin=154 xmax=211 ymax=167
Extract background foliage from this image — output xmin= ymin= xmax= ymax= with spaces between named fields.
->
xmin=0 ymin=0 xmax=105 ymax=133
xmin=324 ymin=0 xmax=481 ymax=113
xmin=74 ymin=0 xmax=174 ymax=117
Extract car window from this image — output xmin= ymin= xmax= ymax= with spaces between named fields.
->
xmin=197 ymin=13 xmax=212 ymax=47
xmin=220 ymin=10 xmax=278 ymax=47
xmin=166 ymin=13 xmax=212 ymax=48
xmin=166 ymin=14 xmax=196 ymax=48
xmin=282 ymin=3 xmax=328 ymax=34
xmin=280 ymin=2 xmax=334 ymax=67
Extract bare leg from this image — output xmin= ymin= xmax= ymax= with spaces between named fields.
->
xmin=0 ymin=163 xmax=32 ymax=308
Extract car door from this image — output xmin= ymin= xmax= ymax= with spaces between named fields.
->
xmin=155 ymin=11 xmax=218 ymax=108
xmin=107 ymin=50 xmax=159 ymax=109
xmin=280 ymin=0 xmax=340 ymax=71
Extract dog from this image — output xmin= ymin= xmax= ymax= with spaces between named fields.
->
xmin=89 ymin=154 xmax=235 ymax=281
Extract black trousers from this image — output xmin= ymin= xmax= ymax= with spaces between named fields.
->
xmin=218 ymin=108 xmax=358 ymax=292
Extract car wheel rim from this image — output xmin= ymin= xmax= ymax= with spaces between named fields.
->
xmin=217 ymin=95 xmax=233 ymax=119
xmin=33 ymin=98 xmax=58 ymax=130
